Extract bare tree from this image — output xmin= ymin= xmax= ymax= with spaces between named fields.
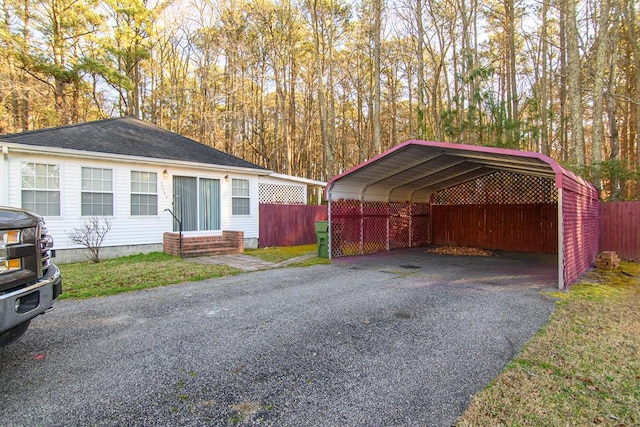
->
xmin=66 ymin=217 xmax=112 ymax=263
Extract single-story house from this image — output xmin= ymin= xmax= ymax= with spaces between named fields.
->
xmin=0 ymin=117 xmax=312 ymax=263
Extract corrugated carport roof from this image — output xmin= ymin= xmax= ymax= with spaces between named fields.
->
xmin=326 ymin=140 xmax=600 ymax=290
xmin=327 ymin=140 xmax=591 ymax=202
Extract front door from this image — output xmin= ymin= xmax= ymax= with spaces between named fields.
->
xmin=173 ymin=176 xmax=220 ymax=232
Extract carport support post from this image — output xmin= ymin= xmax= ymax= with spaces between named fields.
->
xmin=360 ymin=199 xmax=364 ymax=255
xmin=386 ymin=206 xmax=390 ymax=251
xmin=557 ymin=188 xmax=565 ymax=289
xmin=328 ymin=197 xmax=332 ymax=259
xmin=408 ymin=203 xmax=413 ymax=247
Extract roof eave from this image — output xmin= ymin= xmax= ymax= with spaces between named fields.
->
xmin=266 ymin=172 xmax=327 ymax=187
xmin=2 ymin=142 xmax=271 ymax=175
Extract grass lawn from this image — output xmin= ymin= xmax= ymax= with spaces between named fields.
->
xmin=244 ymin=244 xmax=331 ymax=266
xmin=457 ymin=262 xmax=640 ymax=426
xmin=58 ymin=245 xmax=329 ymax=299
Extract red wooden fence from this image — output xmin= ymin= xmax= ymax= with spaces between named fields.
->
xmin=600 ymin=202 xmax=640 ymax=261
xmin=259 ymin=204 xmax=328 ymax=247
xmin=431 ymin=203 xmax=558 ymax=254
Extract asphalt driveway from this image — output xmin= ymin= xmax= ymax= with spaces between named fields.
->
xmin=0 ymin=250 xmax=557 ymax=426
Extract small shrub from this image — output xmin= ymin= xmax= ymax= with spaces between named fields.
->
xmin=66 ymin=216 xmax=112 ymax=263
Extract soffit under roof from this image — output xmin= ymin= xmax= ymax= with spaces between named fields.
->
xmin=327 ymin=141 xmax=559 ymax=202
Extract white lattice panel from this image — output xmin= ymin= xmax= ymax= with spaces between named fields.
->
xmin=433 ymin=171 xmax=557 ymax=205
xmin=259 ymin=183 xmax=306 ymax=204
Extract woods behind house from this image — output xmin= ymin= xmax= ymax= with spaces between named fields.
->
xmin=1 ymin=0 xmax=638 ymax=200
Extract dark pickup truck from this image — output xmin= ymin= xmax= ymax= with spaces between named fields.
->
xmin=0 ymin=206 xmax=62 ymax=346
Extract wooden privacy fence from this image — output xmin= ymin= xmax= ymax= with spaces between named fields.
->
xmin=431 ymin=203 xmax=558 ymax=254
xmin=259 ymin=204 xmax=328 ymax=247
xmin=600 ymin=202 xmax=640 ymax=261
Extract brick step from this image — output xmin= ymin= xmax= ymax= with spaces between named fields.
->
xmin=182 ymin=246 xmax=239 ymax=255
xmin=182 ymin=247 xmax=240 ymax=257
xmin=182 ymin=240 xmax=236 ymax=250
xmin=180 ymin=237 xmax=227 ymax=243
xmin=163 ymin=231 xmax=244 ymax=257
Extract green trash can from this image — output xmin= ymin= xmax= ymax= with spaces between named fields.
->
xmin=315 ymin=221 xmax=329 ymax=258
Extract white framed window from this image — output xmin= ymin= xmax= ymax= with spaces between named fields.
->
xmin=81 ymin=167 xmax=113 ymax=216
xmin=232 ymin=178 xmax=250 ymax=215
xmin=21 ymin=162 xmax=60 ymax=216
xmin=131 ymin=171 xmax=158 ymax=216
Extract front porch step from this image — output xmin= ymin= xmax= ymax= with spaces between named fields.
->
xmin=163 ymin=231 xmax=245 ymax=257
xmin=182 ymin=240 xmax=236 ymax=250
xmin=182 ymin=246 xmax=239 ymax=257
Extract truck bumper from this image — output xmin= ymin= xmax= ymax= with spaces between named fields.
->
xmin=0 ymin=264 xmax=62 ymax=334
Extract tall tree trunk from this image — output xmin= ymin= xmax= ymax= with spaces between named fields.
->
xmin=458 ymin=0 xmax=469 ymax=143
xmin=224 ymin=48 xmax=237 ymax=156
xmin=20 ymin=0 xmax=31 ymax=130
xmin=126 ymin=61 xmax=141 ymax=118
xmin=3 ymin=1 xmax=20 ymax=131
xmin=606 ymin=89 xmax=620 ymax=198
xmin=372 ymin=0 xmax=381 ymax=154
xmin=289 ymin=51 xmax=297 ymax=176
xmin=308 ymin=0 xmax=333 ymax=178
xmin=327 ymin=8 xmax=337 ymax=173
xmin=625 ymin=0 xmax=640 ymax=175
xmin=505 ymin=0 xmax=519 ymax=148
xmin=51 ymin=0 xmax=70 ymax=125
xmin=559 ymin=2 xmax=569 ymax=162
xmin=416 ymin=0 xmax=426 ymax=139
xmin=357 ymin=53 xmax=366 ymax=162
xmin=540 ymin=0 xmax=550 ymax=155
xmin=591 ymin=0 xmax=610 ymax=188
xmin=565 ymin=0 xmax=585 ymax=165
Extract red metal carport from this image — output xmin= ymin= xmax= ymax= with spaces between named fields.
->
xmin=325 ymin=140 xmax=599 ymax=289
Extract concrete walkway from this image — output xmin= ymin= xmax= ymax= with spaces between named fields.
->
xmin=188 ymin=253 xmax=316 ymax=271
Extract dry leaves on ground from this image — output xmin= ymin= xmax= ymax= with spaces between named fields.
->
xmin=425 ymin=246 xmax=494 ymax=257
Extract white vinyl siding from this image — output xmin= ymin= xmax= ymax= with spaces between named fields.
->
xmin=81 ymin=167 xmax=113 ymax=216
xmin=6 ymin=152 xmax=261 ymax=251
xmin=131 ymin=171 xmax=158 ymax=216
xmin=21 ymin=162 xmax=60 ymax=216
xmin=232 ymin=178 xmax=250 ymax=215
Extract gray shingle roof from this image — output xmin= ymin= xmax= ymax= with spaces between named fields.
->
xmin=0 ymin=117 xmax=266 ymax=171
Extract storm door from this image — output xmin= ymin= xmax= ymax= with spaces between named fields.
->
xmin=173 ymin=176 xmax=220 ymax=232
xmin=199 ymin=178 xmax=220 ymax=230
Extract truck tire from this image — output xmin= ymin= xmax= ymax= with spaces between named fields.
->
xmin=0 ymin=320 xmax=31 ymax=347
